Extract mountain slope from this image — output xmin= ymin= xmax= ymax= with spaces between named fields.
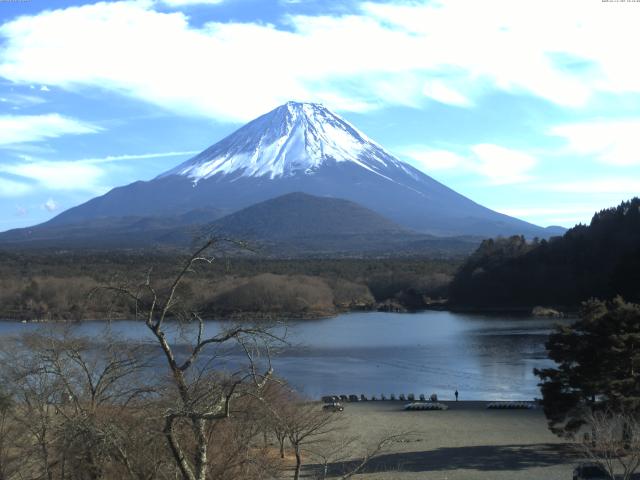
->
xmin=209 ymin=192 xmax=407 ymax=239
xmin=2 ymin=102 xmax=562 ymax=245
xmin=191 ymin=192 xmax=480 ymax=256
xmin=0 ymin=208 xmax=224 ymax=249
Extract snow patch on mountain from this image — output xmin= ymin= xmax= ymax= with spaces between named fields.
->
xmin=160 ymin=102 xmax=417 ymax=183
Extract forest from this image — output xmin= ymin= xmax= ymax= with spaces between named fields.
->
xmin=0 ymin=251 xmax=458 ymax=321
xmin=449 ymin=198 xmax=640 ymax=310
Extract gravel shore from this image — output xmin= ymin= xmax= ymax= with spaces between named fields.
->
xmin=306 ymin=401 xmax=579 ymax=480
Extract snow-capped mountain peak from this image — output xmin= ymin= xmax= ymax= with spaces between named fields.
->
xmin=23 ymin=102 xmax=556 ymax=240
xmin=161 ymin=102 xmax=411 ymax=181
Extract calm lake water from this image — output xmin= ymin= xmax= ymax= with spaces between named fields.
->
xmin=0 ymin=311 xmax=564 ymax=401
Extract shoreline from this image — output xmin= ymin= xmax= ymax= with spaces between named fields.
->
xmin=444 ymin=304 xmax=578 ymax=317
xmin=320 ymin=399 xmax=539 ymax=407
xmin=0 ymin=303 xmax=579 ymax=323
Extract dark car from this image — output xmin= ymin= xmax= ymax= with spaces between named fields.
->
xmin=322 ymin=402 xmax=344 ymax=412
xmin=572 ymin=462 xmax=608 ymax=480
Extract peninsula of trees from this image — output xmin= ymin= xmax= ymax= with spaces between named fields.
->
xmin=449 ymin=198 xmax=640 ymax=311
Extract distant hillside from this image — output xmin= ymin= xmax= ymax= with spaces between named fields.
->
xmin=0 ymin=192 xmax=480 ymax=257
xmin=210 ymin=192 xmax=406 ymax=238
xmin=171 ymin=192 xmax=481 ymax=257
xmin=449 ymin=198 xmax=640 ymax=309
xmin=0 ymin=207 xmax=224 ymax=249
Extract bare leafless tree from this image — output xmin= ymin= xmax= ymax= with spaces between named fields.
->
xmin=0 ymin=329 xmax=155 ymax=480
xmin=0 ymin=391 xmax=24 ymax=480
xmin=259 ymin=380 xmax=297 ymax=460
xmin=204 ymin=392 xmax=284 ymax=480
xmin=281 ymin=402 xmax=341 ymax=480
xmin=577 ymin=408 xmax=640 ymax=480
xmin=1 ymin=334 xmax=67 ymax=480
xmin=102 ymin=239 xmax=283 ymax=480
xmin=307 ymin=431 xmax=409 ymax=480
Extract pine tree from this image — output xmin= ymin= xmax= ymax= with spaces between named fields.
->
xmin=535 ymin=297 xmax=640 ymax=436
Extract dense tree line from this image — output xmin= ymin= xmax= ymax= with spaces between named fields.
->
xmin=449 ymin=198 xmax=640 ymax=309
xmin=0 ymin=254 xmax=458 ymax=320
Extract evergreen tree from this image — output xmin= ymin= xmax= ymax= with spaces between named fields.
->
xmin=450 ymin=197 xmax=640 ymax=308
xmin=535 ymin=297 xmax=640 ymax=436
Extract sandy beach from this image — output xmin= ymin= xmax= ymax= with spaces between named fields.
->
xmin=305 ymin=401 xmax=580 ymax=480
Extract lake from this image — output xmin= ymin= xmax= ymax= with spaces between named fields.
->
xmin=0 ymin=310 xmax=564 ymax=401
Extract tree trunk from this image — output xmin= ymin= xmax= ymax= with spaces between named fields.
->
xmin=164 ymin=416 xmax=196 ymax=480
xmin=39 ymin=430 xmax=53 ymax=480
xmin=86 ymin=449 xmax=104 ymax=480
xmin=294 ymin=445 xmax=302 ymax=480
xmin=193 ymin=418 xmax=208 ymax=480
xmin=623 ymin=420 xmax=631 ymax=450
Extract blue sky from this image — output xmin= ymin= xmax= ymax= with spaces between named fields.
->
xmin=0 ymin=0 xmax=639 ymax=231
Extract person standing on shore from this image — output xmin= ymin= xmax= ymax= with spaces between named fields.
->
xmin=455 ymin=389 xmax=459 ymax=401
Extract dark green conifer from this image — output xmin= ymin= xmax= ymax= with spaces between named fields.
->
xmin=536 ymin=297 xmax=640 ymax=436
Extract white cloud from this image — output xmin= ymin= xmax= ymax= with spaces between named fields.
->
xmin=550 ymin=120 xmax=640 ymax=166
xmin=510 ymin=179 xmax=640 ymax=226
xmin=402 ymin=148 xmax=466 ymax=171
xmin=0 ymin=94 xmax=46 ymax=107
xmin=0 ymin=114 xmax=101 ymax=145
xmin=15 ymin=205 xmax=28 ymax=216
xmin=0 ymin=0 xmax=637 ymax=122
xmin=80 ymin=150 xmax=199 ymax=164
xmin=0 ymin=2 xmax=305 ymax=121
xmin=0 ymin=178 xmax=32 ymax=197
xmin=495 ymin=205 xmax=600 ymax=228
xmin=471 ymin=144 xmax=537 ymax=185
xmin=422 ymin=80 xmax=472 ymax=107
xmin=39 ymin=85 xmax=50 ymax=92
xmin=497 ymin=206 xmax=597 ymax=218
xmin=43 ymin=198 xmax=58 ymax=212
xmin=1 ymin=160 xmax=106 ymax=192
xmin=361 ymin=0 xmax=628 ymax=105
xmin=0 ymin=150 xmax=197 ymax=196
xmin=403 ymin=143 xmax=537 ymax=184
xmin=160 ymin=0 xmax=224 ymax=5
xmin=545 ymin=178 xmax=640 ymax=194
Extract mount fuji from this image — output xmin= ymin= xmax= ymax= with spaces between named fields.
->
xmin=0 ymin=102 xmax=563 ymax=250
